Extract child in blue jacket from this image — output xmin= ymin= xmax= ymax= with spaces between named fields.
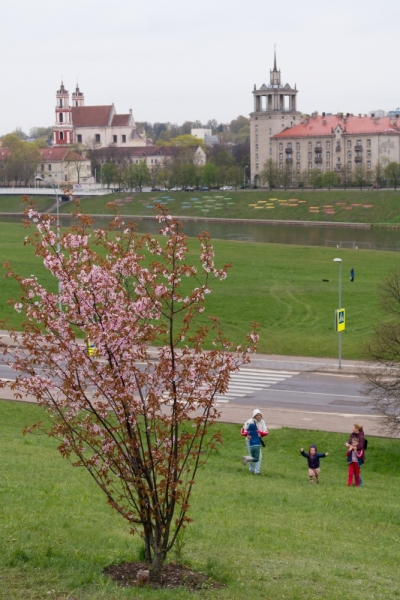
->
xmin=242 ymin=422 xmax=261 ymax=472
xmin=300 ymin=444 xmax=329 ymax=484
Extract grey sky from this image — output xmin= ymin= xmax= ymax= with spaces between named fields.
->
xmin=1 ymin=0 xmax=399 ymax=136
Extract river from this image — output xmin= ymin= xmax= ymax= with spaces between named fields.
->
xmin=2 ymin=214 xmax=400 ymax=252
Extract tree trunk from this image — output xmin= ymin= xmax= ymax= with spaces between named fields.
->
xmin=149 ymin=549 xmax=166 ymax=584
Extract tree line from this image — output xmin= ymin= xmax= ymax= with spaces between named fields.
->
xmin=260 ymin=158 xmax=400 ymax=190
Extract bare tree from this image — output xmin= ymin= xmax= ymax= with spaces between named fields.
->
xmin=361 ymin=268 xmax=400 ymax=434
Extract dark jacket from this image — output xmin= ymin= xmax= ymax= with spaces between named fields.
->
xmin=247 ymin=422 xmax=261 ymax=447
xmin=348 ymin=431 xmax=365 ymax=451
xmin=301 ymin=450 xmax=327 ymax=469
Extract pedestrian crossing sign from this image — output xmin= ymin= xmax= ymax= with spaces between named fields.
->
xmin=335 ymin=308 xmax=345 ymax=332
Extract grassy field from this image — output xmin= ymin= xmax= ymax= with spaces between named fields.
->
xmin=1 ymin=220 xmax=398 ymax=359
xmin=57 ymin=189 xmax=400 ymax=224
xmin=1 ymin=400 xmax=400 ymax=599
xmin=0 ymin=195 xmax=55 ymax=213
xmin=2 ymin=189 xmax=400 ymax=223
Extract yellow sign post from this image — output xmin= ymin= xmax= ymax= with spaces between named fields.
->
xmin=335 ymin=308 xmax=345 ymax=333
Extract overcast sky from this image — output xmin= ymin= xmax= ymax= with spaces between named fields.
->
xmin=1 ymin=0 xmax=399 ymax=136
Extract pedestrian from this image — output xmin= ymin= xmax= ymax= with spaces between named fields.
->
xmin=300 ymin=444 xmax=329 ymax=484
xmin=346 ymin=437 xmax=364 ymax=487
xmin=345 ymin=424 xmax=365 ymax=486
xmin=241 ymin=409 xmax=268 ymax=474
xmin=350 ymin=268 xmax=355 ymax=282
xmin=242 ymin=422 xmax=262 ymax=470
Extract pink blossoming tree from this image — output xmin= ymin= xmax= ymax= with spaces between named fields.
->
xmin=1 ymin=203 xmax=258 ymax=582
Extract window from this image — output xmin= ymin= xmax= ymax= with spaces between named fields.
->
xmin=287 ymin=143 xmax=292 ymax=149
xmin=327 ymin=152 xmax=330 ymax=159
xmin=269 ymin=147 xmax=272 ymax=154
xmin=279 ymin=143 xmax=283 ymax=150
xmin=367 ymin=139 xmax=371 ymax=147
xmin=65 ymin=175 xmax=68 ymax=181
xmin=75 ymin=101 xmax=78 ymax=107
xmin=59 ymin=99 xmax=62 ymax=108
xmin=255 ymin=144 xmax=258 ymax=150
xmin=113 ymin=135 xmax=117 ymax=143
xmin=296 ymin=142 xmax=300 ymax=150
xmin=122 ymin=135 xmax=126 ymax=143
xmin=48 ymin=164 xmax=52 ymax=171
xmin=356 ymin=140 xmax=361 ymax=145
xmin=347 ymin=151 xmax=352 ymax=158
xmin=255 ymin=135 xmax=258 ymax=142
xmin=347 ymin=162 xmax=352 ymax=168
xmin=367 ymin=150 xmax=371 ymax=158
xmin=77 ymin=134 xmax=82 ymax=143
xmin=308 ymin=142 xmax=312 ymax=149
xmin=296 ymin=163 xmax=300 ymax=170
xmin=296 ymin=152 xmax=300 ymax=160
xmin=95 ymin=134 xmax=101 ymax=143
xmin=279 ymin=153 xmax=283 ymax=160
xmin=308 ymin=152 xmax=312 ymax=160
xmin=256 ymin=164 xmax=259 ymax=170
xmin=347 ymin=140 xmax=351 ymax=147
xmin=327 ymin=162 xmax=330 ymax=169
xmin=337 ymin=157 xmax=341 ymax=162
xmin=60 ymin=132 xmax=64 ymax=140
xmin=316 ymin=141 xmax=321 ymax=147
xmin=255 ymin=125 xmax=258 ymax=131
xmin=367 ymin=161 xmax=371 ymax=169
xmin=256 ymin=154 xmax=258 ymax=160
xmin=59 ymin=113 xmax=63 ymax=123
xmin=308 ymin=162 xmax=312 ymax=169
xmin=326 ymin=141 xmax=330 ymax=149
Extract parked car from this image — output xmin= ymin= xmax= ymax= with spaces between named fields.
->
xmin=151 ymin=186 xmax=161 ymax=191
xmin=169 ymin=186 xmax=182 ymax=191
xmin=220 ymin=185 xmax=232 ymax=191
xmin=199 ymin=186 xmax=209 ymax=191
xmin=185 ymin=186 xmax=195 ymax=192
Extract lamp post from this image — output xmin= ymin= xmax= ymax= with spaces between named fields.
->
xmin=244 ymin=164 xmax=249 ymax=188
xmin=35 ymin=176 xmax=62 ymax=311
xmin=333 ymin=258 xmax=342 ymax=369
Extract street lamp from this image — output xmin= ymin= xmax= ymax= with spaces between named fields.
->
xmin=333 ymin=258 xmax=342 ymax=369
xmin=35 ymin=176 xmax=62 ymax=311
xmin=244 ymin=164 xmax=249 ymax=188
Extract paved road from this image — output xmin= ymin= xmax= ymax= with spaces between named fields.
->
xmin=0 ymin=331 xmax=392 ymax=437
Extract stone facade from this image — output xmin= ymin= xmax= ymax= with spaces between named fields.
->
xmin=250 ymin=51 xmax=300 ymax=183
xmin=271 ymin=113 xmax=400 ymax=181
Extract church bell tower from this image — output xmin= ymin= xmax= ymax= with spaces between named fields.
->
xmin=54 ymin=82 xmax=74 ymax=145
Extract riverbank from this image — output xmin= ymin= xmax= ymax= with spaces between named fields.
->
xmin=1 ymin=220 xmax=397 ymax=358
xmin=1 ymin=189 xmax=400 ymax=224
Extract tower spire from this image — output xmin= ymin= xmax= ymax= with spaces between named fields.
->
xmin=274 ymin=43 xmax=277 ymax=71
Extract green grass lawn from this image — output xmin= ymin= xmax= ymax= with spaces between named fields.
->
xmin=2 ymin=189 xmax=400 ymax=223
xmin=1 ymin=400 xmax=400 ymax=599
xmin=1 ymin=220 xmax=397 ymax=359
xmin=0 ymin=194 xmax=55 ymax=213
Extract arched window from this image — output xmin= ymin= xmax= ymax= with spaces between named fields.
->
xmin=60 ymin=132 xmax=64 ymax=140
xmin=59 ymin=113 xmax=63 ymax=123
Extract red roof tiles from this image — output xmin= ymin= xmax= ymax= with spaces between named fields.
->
xmin=273 ymin=115 xmax=400 ymax=139
xmin=111 ymin=114 xmax=130 ymax=126
xmin=71 ymin=106 xmax=113 ymax=127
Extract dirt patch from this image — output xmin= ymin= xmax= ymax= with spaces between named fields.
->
xmin=103 ymin=561 xmax=224 ymax=591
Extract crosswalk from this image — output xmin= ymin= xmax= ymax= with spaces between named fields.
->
xmin=214 ymin=367 xmax=299 ymax=405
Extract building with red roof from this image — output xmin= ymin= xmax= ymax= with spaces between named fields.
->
xmin=250 ymin=52 xmax=400 ymax=185
xmin=54 ymin=83 xmax=148 ymax=149
xmin=267 ymin=112 xmax=400 ymax=185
